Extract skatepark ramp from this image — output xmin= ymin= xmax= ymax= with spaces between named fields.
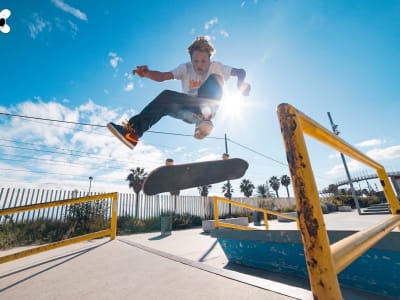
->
xmin=276 ymin=103 xmax=400 ymax=299
xmin=0 ymin=193 xmax=118 ymax=264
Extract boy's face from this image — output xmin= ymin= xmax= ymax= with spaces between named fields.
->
xmin=191 ymin=50 xmax=210 ymax=75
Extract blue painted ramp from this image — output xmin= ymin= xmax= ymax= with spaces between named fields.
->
xmin=212 ymin=229 xmax=400 ymax=298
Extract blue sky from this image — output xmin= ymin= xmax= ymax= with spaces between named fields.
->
xmin=1 ymin=0 xmax=400 ymax=197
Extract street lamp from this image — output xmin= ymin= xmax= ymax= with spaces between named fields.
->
xmin=88 ymin=176 xmax=93 ymax=195
xmin=327 ymin=112 xmax=361 ymax=214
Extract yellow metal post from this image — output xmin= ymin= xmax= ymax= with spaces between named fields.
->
xmin=110 ymin=193 xmax=118 ymax=240
xmin=213 ymin=197 xmax=220 ymax=228
xmin=377 ymin=168 xmax=400 ymax=216
xmin=263 ymin=213 xmax=269 ymax=230
xmin=277 ymin=103 xmax=342 ymax=300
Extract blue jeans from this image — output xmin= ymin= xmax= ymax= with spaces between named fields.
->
xmin=129 ymin=74 xmax=223 ymax=137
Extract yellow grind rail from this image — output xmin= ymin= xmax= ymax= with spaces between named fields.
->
xmin=213 ymin=196 xmax=298 ymax=230
xmin=277 ymin=103 xmax=400 ymax=300
xmin=0 ymin=192 xmax=118 ymax=264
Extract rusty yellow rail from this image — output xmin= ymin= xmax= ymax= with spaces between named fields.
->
xmin=213 ymin=196 xmax=298 ymax=230
xmin=0 ymin=192 xmax=118 ymax=264
xmin=277 ymin=103 xmax=400 ymax=300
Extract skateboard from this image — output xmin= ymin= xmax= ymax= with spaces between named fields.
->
xmin=143 ymin=158 xmax=248 ymax=195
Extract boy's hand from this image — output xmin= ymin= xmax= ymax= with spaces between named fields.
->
xmin=133 ymin=65 xmax=149 ymax=77
xmin=238 ymin=82 xmax=251 ymax=96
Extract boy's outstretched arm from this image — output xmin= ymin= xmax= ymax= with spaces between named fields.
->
xmin=133 ymin=65 xmax=174 ymax=82
xmin=231 ymin=68 xmax=251 ymax=96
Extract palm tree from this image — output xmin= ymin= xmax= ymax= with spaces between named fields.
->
xmin=240 ymin=179 xmax=255 ymax=198
xmin=198 ymin=184 xmax=212 ymax=197
xmin=257 ymin=184 xmax=268 ymax=198
xmin=126 ymin=167 xmax=147 ymax=217
xmin=269 ymin=176 xmax=280 ymax=198
xmin=280 ymin=175 xmax=291 ymax=198
xmin=222 ymin=182 xmax=234 ymax=199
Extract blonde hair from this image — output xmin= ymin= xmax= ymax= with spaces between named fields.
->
xmin=188 ymin=36 xmax=215 ymax=58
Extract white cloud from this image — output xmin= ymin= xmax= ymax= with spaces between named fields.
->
xmin=328 ymin=153 xmax=340 ymax=159
xmin=28 ymin=12 xmax=81 ymax=39
xmin=204 ymin=17 xmax=218 ymax=30
xmin=109 ymin=52 xmax=123 ymax=69
xmin=219 ymin=29 xmax=229 ymax=37
xmin=0 ymin=99 xmax=165 ymax=193
xmin=240 ymin=0 xmax=258 ymax=8
xmin=124 ymin=82 xmax=134 ymax=92
xmin=67 ymin=20 xmax=79 ymax=37
xmin=367 ymin=145 xmax=400 ymax=161
xmin=124 ymin=72 xmax=134 ymax=80
xmin=356 ymin=139 xmax=385 ymax=148
xmin=28 ymin=14 xmax=52 ymax=39
xmin=326 ymin=144 xmax=400 ymax=177
xmin=326 ymin=159 xmax=363 ymax=175
xmin=52 ymin=0 xmax=88 ymax=21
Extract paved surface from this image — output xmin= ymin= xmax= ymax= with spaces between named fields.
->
xmin=0 ymin=211 xmax=397 ymax=299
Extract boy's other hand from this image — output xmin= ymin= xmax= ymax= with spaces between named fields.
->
xmin=239 ymin=82 xmax=251 ymax=96
xmin=133 ymin=65 xmax=149 ymax=77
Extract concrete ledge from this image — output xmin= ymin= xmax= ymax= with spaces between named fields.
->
xmin=277 ymin=212 xmax=298 ymax=222
xmin=338 ymin=206 xmax=352 ymax=212
xmin=202 ymin=217 xmax=249 ymax=232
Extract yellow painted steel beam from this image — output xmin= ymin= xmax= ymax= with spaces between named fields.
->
xmin=110 ymin=195 xmax=118 ymax=240
xmin=213 ymin=197 xmax=220 ymax=228
xmin=331 ymin=215 xmax=400 ymax=274
xmin=263 ymin=212 xmax=269 ymax=230
xmin=0 ymin=192 xmax=118 ymax=216
xmin=218 ymin=222 xmax=256 ymax=231
xmin=296 ymin=109 xmax=383 ymax=170
xmin=377 ymin=168 xmax=400 ymax=215
xmin=0 ymin=193 xmax=118 ymax=264
xmin=213 ymin=196 xmax=298 ymax=222
xmin=277 ymin=103 xmax=343 ymax=299
xmin=294 ymin=107 xmax=399 ymax=215
xmin=0 ymin=229 xmax=111 ymax=264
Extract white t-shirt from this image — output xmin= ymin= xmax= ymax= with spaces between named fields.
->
xmin=171 ymin=61 xmax=232 ymax=96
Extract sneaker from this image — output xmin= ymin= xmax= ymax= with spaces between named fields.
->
xmin=194 ymin=120 xmax=213 ymax=139
xmin=107 ymin=122 xmax=139 ymax=150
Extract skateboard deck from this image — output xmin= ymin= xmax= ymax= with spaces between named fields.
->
xmin=143 ymin=158 xmax=248 ymax=195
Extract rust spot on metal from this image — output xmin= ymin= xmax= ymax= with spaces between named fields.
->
xmin=318 ymin=280 xmax=325 ymax=288
xmin=380 ymin=180 xmax=385 ymax=187
xmin=295 ymin=175 xmax=319 ymax=240
xmin=307 ymin=257 xmax=318 ymax=268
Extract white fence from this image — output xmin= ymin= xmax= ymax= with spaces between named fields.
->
xmin=0 ymin=187 xmax=295 ymax=223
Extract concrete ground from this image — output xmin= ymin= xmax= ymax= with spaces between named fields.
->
xmin=0 ymin=211 xmax=397 ymax=299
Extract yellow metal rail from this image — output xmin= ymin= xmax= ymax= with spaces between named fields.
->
xmin=0 ymin=192 xmax=118 ymax=264
xmin=213 ymin=196 xmax=298 ymax=230
xmin=277 ymin=103 xmax=400 ymax=300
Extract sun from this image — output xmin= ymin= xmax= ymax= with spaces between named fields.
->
xmin=219 ymin=86 xmax=248 ymax=123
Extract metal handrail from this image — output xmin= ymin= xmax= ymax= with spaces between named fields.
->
xmin=0 ymin=192 xmax=118 ymax=264
xmin=277 ymin=103 xmax=400 ymax=299
xmin=213 ymin=196 xmax=298 ymax=230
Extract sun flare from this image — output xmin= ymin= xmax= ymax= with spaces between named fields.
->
xmin=219 ymin=87 xmax=248 ymax=122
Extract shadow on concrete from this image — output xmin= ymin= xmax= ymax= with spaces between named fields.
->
xmin=148 ymin=234 xmax=171 ymax=241
xmin=198 ymin=239 xmax=218 ymax=263
xmin=224 ymin=262 xmax=310 ymax=290
xmin=0 ymin=240 xmax=110 ymax=292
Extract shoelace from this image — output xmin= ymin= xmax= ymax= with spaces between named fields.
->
xmin=193 ymin=113 xmax=212 ymax=121
xmin=121 ymin=121 xmax=135 ymax=133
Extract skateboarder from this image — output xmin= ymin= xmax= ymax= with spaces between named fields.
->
xmin=107 ymin=36 xmax=251 ymax=150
